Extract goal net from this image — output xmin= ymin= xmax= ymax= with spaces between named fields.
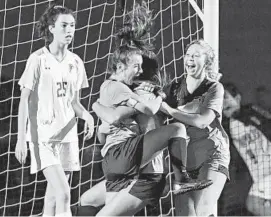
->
xmin=0 ymin=0 xmax=205 ymax=216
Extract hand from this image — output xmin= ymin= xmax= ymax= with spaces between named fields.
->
xmin=99 ymin=123 xmax=114 ymax=134
xmin=15 ymin=139 xmax=27 ymax=164
xmin=134 ymin=81 xmax=155 ymax=93
xmin=84 ymin=116 xmax=95 ymax=140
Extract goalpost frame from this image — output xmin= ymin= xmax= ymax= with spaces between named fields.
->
xmin=189 ymin=0 xmax=219 ymax=72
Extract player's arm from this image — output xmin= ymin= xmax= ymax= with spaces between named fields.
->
xmin=71 ymin=90 xmax=94 ymax=139
xmin=128 ymin=92 xmax=163 ymax=116
xmin=92 ymin=102 xmax=137 ymax=125
xmin=15 ymin=88 xmax=31 ymax=164
xmin=161 ymin=102 xmax=216 ymax=129
xmin=160 ymin=83 xmax=223 ymax=128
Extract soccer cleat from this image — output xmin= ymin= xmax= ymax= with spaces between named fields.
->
xmin=173 ymin=172 xmax=213 ymax=194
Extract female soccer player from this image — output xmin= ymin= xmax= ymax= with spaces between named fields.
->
xmin=157 ymin=39 xmax=230 ymax=216
xmin=15 ymin=5 xmax=94 ymax=217
xmin=90 ymin=4 xmax=212 ymax=216
xmin=76 ymin=55 xmax=167 ymax=216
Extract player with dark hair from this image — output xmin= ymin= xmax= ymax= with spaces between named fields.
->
xmin=15 ymin=4 xmax=94 ymax=217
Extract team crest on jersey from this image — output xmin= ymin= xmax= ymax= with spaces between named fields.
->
xmin=69 ymin=64 xmax=74 ymax=73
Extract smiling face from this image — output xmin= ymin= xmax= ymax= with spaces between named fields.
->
xmin=49 ymin=14 xmax=75 ymax=45
xmin=184 ymin=44 xmax=207 ymax=79
xmin=118 ymin=53 xmax=143 ymax=85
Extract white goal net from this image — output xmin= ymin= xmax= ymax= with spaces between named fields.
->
xmin=0 ymin=0 xmax=204 ymax=215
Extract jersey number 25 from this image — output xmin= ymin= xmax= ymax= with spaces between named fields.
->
xmin=57 ymin=81 xmax=67 ymax=97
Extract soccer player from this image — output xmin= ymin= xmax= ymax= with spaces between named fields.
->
xmin=223 ymin=82 xmax=271 ymax=216
xmin=91 ymin=23 xmax=212 ymax=217
xmin=76 ymin=56 xmax=167 ymax=216
xmin=15 ymin=5 xmax=94 ymax=217
xmin=142 ymin=39 xmax=230 ymax=216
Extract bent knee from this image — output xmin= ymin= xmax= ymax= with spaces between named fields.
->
xmin=169 ymin=122 xmax=187 ymax=138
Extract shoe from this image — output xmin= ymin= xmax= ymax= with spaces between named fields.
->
xmin=173 ymin=172 xmax=213 ymax=194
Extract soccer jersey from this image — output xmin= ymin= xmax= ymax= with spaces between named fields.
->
xmin=99 ymin=80 xmax=140 ymax=157
xmin=18 ymin=47 xmax=88 ymax=143
xmin=229 ymin=118 xmax=271 ymax=199
xmin=166 ymin=78 xmax=230 ymax=169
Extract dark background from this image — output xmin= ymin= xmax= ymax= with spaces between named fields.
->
xmin=0 ymin=0 xmax=270 ymax=216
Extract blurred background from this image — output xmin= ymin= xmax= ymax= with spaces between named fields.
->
xmin=0 ymin=0 xmax=271 ymax=216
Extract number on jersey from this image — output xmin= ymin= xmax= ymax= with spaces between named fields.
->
xmin=57 ymin=81 xmax=67 ymax=97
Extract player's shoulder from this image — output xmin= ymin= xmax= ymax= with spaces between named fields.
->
xmin=208 ymin=80 xmax=224 ymax=94
xmin=68 ymin=50 xmax=84 ymax=64
xmin=28 ymin=47 xmax=46 ymax=61
xmin=101 ymin=79 xmax=130 ymax=92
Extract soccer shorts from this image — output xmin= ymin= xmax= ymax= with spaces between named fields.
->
xmin=102 ymin=135 xmax=144 ymax=191
xmin=188 ymin=160 xmax=230 ymax=181
xmin=29 ymin=141 xmax=80 ymax=174
xmin=129 ymin=173 xmax=166 ymax=206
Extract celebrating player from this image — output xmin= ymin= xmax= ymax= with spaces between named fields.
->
xmin=76 ymin=55 xmax=167 ymax=216
xmin=156 ymin=39 xmax=230 ymax=216
xmin=90 ymin=4 xmax=212 ymax=216
xmin=15 ymin=5 xmax=94 ymax=217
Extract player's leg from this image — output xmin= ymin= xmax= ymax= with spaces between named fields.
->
xmin=246 ymin=195 xmax=271 ymax=216
xmin=141 ymin=123 xmax=213 ymax=193
xmin=174 ymin=192 xmax=196 ymax=216
xmin=96 ymin=187 xmax=145 ymax=216
xmin=43 ymin=182 xmax=56 ymax=216
xmin=80 ymin=180 xmax=106 ymax=207
xmin=43 ymin=164 xmax=72 ymax=216
xmin=192 ymin=164 xmax=227 ymax=216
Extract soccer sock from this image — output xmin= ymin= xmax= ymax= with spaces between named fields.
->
xmin=71 ymin=205 xmax=99 ymax=216
xmin=168 ymin=137 xmax=188 ymax=176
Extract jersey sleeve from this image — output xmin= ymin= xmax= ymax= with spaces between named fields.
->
xmin=102 ymin=81 xmax=134 ymax=106
xmin=202 ymin=82 xmax=224 ymax=117
xmin=75 ymin=56 xmax=89 ymax=90
xmin=18 ymin=53 xmax=40 ymax=91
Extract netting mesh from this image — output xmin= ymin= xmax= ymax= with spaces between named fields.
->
xmin=0 ymin=0 xmax=204 ymax=216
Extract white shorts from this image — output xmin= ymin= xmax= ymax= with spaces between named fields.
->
xmin=29 ymin=141 xmax=80 ymax=174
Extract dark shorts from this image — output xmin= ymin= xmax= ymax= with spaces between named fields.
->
xmin=189 ymin=161 xmax=230 ymax=181
xmin=102 ymin=135 xmax=144 ymax=191
xmin=129 ymin=173 xmax=166 ymax=206
xmin=102 ymin=135 xmax=166 ymax=206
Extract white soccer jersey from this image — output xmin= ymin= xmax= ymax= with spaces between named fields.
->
xmin=19 ymin=47 xmax=89 ymax=143
xmin=230 ymin=118 xmax=271 ymax=198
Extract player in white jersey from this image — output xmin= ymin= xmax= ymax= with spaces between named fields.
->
xmin=223 ymin=82 xmax=271 ymax=216
xmin=15 ymin=5 xmax=94 ymax=217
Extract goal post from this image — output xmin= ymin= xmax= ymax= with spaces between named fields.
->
xmin=189 ymin=0 xmax=219 ymax=72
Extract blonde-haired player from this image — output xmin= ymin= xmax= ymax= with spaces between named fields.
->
xmin=15 ymin=5 xmax=94 ymax=217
